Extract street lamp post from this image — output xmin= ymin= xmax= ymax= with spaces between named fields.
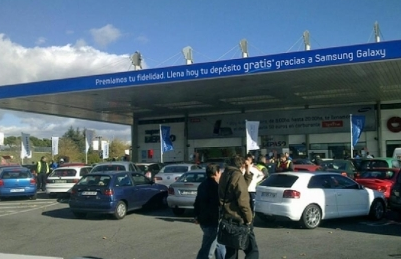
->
xmin=96 ymin=136 xmax=102 ymax=160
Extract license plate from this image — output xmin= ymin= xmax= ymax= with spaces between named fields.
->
xmin=262 ymin=192 xmax=276 ymax=198
xmin=10 ymin=189 xmax=25 ymax=193
xmin=81 ymin=191 xmax=97 ymax=195
xmin=55 ymin=180 xmax=67 ymax=183
xmin=180 ymin=190 xmax=197 ymax=195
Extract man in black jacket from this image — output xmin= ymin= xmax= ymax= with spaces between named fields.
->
xmin=194 ymin=163 xmax=226 ymax=259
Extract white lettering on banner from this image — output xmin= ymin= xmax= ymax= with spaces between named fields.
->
xmin=356 ymin=49 xmax=386 ymax=58
xmin=315 ymin=52 xmax=354 ymax=63
xmin=95 ymin=77 xmax=128 ymax=85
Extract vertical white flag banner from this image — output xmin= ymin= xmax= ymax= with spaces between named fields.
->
xmin=21 ymin=132 xmax=31 ymax=158
xmin=51 ymin=137 xmax=59 ymax=156
xmin=246 ymin=121 xmax=260 ymax=151
xmin=0 ymin=132 xmax=4 ymax=145
xmin=102 ymin=141 xmax=109 ymax=159
xmin=85 ymin=130 xmax=95 ymax=153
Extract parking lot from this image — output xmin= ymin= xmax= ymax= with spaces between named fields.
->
xmin=0 ymin=194 xmax=401 ymax=259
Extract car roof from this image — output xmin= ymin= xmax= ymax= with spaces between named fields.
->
xmin=85 ymin=171 xmax=134 ymax=176
xmin=53 ymin=165 xmax=91 ymax=170
xmin=163 ymin=163 xmax=197 ymax=167
xmin=274 ymin=171 xmax=349 ymax=177
xmin=361 ymin=157 xmax=398 ymax=161
xmin=94 ymin=161 xmax=133 ymax=165
xmin=58 ymin=163 xmax=91 ymax=167
xmin=186 ymin=169 xmax=206 ymax=173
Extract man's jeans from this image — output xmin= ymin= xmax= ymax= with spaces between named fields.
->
xmin=197 ymin=225 xmax=226 ymax=259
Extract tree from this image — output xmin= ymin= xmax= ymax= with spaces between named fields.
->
xmin=56 ymin=137 xmax=83 ymax=162
xmin=109 ymin=139 xmax=129 ymax=160
xmin=63 ymin=126 xmax=85 ymax=152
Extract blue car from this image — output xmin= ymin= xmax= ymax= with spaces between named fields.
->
xmin=0 ymin=166 xmax=37 ymax=200
xmin=69 ymin=171 xmax=168 ymax=219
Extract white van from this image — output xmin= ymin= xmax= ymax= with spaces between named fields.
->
xmin=393 ymin=148 xmax=401 ymax=160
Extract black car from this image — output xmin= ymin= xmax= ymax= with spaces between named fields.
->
xmin=389 ymin=172 xmax=401 ymax=216
xmin=318 ymin=159 xmax=358 ymax=179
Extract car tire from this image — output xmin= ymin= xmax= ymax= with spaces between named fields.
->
xmin=172 ymin=208 xmax=185 ymax=216
xmin=300 ymin=204 xmax=321 ymax=229
xmin=255 ymin=212 xmax=276 ymax=223
xmin=369 ymin=199 xmax=385 ymax=220
xmin=72 ymin=212 xmax=87 ymax=219
xmin=113 ymin=201 xmax=127 ymax=220
xmin=29 ymin=194 xmax=37 ymax=200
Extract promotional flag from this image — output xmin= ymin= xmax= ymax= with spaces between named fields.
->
xmin=102 ymin=141 xmax=109 ymax=159
xmin=351 ymin=115 xmax=365 ymax=147
xmin=85 ymin=130 xmax=95 ymax=153
xmin=51 ymin=137 xmax=59 ymax=156
xmin=160 ymin=125 xmax=174 ymax=153
xmin=21 ymin=132 xmax=31 ymax=158
xmin=0 ymin=132 xmax=4 ymax=146
xmin=246 ymin=121 xmax=260 ymax=151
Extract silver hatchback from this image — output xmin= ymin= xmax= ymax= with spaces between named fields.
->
xmin=154 ymin=163 xmax=202 ymax=187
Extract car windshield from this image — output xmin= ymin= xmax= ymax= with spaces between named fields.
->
xmin=177 ymin=172 xmax=206 ymax=183
xmin=162 ymin=166 xmax=190 ymax=173
xmin=259 ymin=174 xmax=298 ymax=187
xmin=359 ymin=170 xmax=394 ymax=180
xmin=49 ymin=169 xmax=77 ymax=177
xmin=77 ymin=175 xmax=111 ymax=186
xmin=320 ymin=161 xmax=347 ymax=170
xmin=91 ymin=165 xmax=126 ymax=172
xmin=137 ymin=165 xmax=148 ymax=171
xmin=1 ymin=169 xmax=31 ymax=179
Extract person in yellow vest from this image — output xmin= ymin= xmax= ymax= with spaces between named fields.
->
xmin=36 ymin=156 xmax=50 ymax=191
xmin=255 ymin=156 xmax=269 ymax=179
xmin=276 ymin=154 xmax=294 ymax=172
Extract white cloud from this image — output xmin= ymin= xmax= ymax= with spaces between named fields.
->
xmin=65 ymin=30 xmax=74 ymax=35
xmin=35 ymin=37 xmax=46 ymax=45
xmin=90 ymin=24 xmax=122 ymax=48
xmin=135 ymin=35 xmax=149 ymax=44
xmin=0 ymin=34 xmax=133 ymax=141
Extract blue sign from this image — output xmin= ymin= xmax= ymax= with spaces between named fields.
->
xmin=160 ymin=125 xmax=174 ymax=153
xmin=1 ymin=40 xmax=401 ymax=99
xmin=351 ymin=115 xmax=366 ymax=147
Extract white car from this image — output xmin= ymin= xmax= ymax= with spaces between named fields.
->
xmin=46 ymin=164 xmax=92 ymax=197
xmin=154 ymin=163 xmax=202 ymax=187
xmin=255 ymin=172 xmax=386 ymax=229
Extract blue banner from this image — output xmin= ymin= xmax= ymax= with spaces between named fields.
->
xmin=351 ymin=115 xmax=365 ymax=147
xmin=1 ymin=40 xmax=401 ymax=98
xmin=160 ymin=125 xmax=174 ymax=153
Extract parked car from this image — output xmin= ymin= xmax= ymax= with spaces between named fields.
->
xmin=0 ymin=166 xmax=37 ymax=200
xmin=318 ymin=159 xmax=358 ymax=178
xmin=90 ymin=161 xmax=142 ymax=173
xmin=292 ymin=159 xmax=315 ymax=165
xmin=136 ymin=162 xmax=164 ymax=180
xmin=69 ymin=171 xmax=168 ymax=219
xmin=167 ymin=169 xmax=206 ymax=215
xmin=154 ymin=163 xmax=202 ymax=187
xmin=255 ymin=172 xmax=386 ymax=229
xmin=389 ymin=170 xmax=401 ymax=214
xmin=46 ymin=164 xmax=93 ymax=197
xmin=359 ymin=157 xmax=401 ymax=170
xmin=355 ymin=168 xmax=400 ymax=199
xmin=199 ymin=157 xmax=230 ymax=170
xmin=293 ymin=164 xmax=320 ymax=172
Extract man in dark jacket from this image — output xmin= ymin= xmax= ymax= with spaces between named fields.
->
xmin=194 ymin=163 xmax=226 ymax=259
xmin=218 ymin=155 xmax=259 ymax=259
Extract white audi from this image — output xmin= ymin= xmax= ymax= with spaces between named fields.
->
xmin=255 ymin=172 xmax=386 ymax=229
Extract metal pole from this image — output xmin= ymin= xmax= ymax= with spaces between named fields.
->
xmin=159 ymin=125 xmax=163 ymax=163
xmin=350 ymin=114 xmax=354 ymax=158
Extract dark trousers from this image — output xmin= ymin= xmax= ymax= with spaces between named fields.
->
xmin=225 ymin=228 xmax=259 ymax=259
xmin=249 ymin=192 xmax=256 ymax=213
xmin=37 ymin=173 xmax=47 ymax=191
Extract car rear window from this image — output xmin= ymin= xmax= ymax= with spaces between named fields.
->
xmin=259 ymin=174 xmax=298 ymax=188
xmin=320 ymin=161 xmax=347 ymax=170
xmin=163 ymin=166 xmax=190 ymax=173
xmin=359 ymin=170 xmax=394 ymax=180
xmin=360 ymin=160 xmax=390 ymax=169
xmin=1 ymin=170 xmax=31 ymax=179
xmin=49 ymin=169 xmax=77 ymax=177
xmin=91 ymin=165 xmax=127 ymax=172
xmin=177 ymin=172 xmax=206 ymax=183
xmin=77 ymin=175 xmax=111 ymax=186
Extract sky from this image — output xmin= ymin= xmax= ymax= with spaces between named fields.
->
xmin=0 ymin=0 xmax=400 ymax=142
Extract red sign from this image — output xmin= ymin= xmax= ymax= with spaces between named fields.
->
xmin=321 ymin=120 xmax=343 ymax=128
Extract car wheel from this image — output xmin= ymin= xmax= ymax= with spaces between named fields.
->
xmin=369 ymin=199 xmax=385 ymax=220
xmin=113 ymin=201 xmax=127 ymax=220
xmin=172 ymin=208 xmax=185 ymax=216
xmin=300 ymin=204 xmax=321 ymax=229
xmin=29 ymin=194 xmax=37 ymax=200
xmin=72 ymin=212 xmax=87 ymax=219
xmin=255 ymin=212 xmax=276 ymax=223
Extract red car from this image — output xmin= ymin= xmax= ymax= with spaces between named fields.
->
xmin=355 ymin=168 xmax=400 ymax=199
xmin=293 ymin=164 xmax=320 ymax=172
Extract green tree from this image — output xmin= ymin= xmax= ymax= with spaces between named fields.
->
xmin=63 ymin=126 xmax=85 ymax=152
xmin=109 ymin=139 xmax=129 ymax=160
xmin=56 ymin=137 xmax=82 ymax=162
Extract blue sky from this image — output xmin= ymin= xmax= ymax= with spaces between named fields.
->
xmin=0 ymin=0 xmax=400 ymax=141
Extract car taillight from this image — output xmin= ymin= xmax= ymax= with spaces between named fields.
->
xmin=103 ymin=189 xmax=113 ymax=196
xmin=283 ymin=190 xmax=301 ymax=199
xmin=377 ymin=186 xmax=387 ymax=193
xmin=168 ymin=187 xmax=175 ymax=195
xmin=341 ymin=172 xmax=347 ymax=176
xmin=30 ymin=178 xmax=36 ymax=185
xmin=155 ymin=177 xmax=162 ymax=181
xmin=0 ymin=180 xmax=3 ymax=186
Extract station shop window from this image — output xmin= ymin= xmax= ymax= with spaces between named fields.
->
xmin=309 ymin=142 xmax=366 ymax=159
xmin=386 ymin=140 xmax=401 ymax=157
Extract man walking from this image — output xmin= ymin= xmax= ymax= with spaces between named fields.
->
xmin=218 ymin=155 xmax=259 ymax=259
xmin=194 ymin=163 xmax=226 ymax=259
xmin=36 ymin=156 xmax=49 ymax=191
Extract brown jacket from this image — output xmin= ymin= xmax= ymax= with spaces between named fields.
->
xmin=218 ymin=166 xmax=253 ymax=224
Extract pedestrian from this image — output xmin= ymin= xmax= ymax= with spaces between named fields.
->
xmin=285 ymin=152 xmax=292 ymax=161
xmin=36 ymin=156 xmax=49 ymax=191
xmin=276 ymin=153 xmax=294 ymax=172
xmin=245 ymin=154 xmax=265 ymax=212
xmin=194 ymin=163 xmax=226 ymax=259
xmin=218 ymin=155 xmax=259 ymax=259
xmin=255 ymin=156 xmax=269 ymax=179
